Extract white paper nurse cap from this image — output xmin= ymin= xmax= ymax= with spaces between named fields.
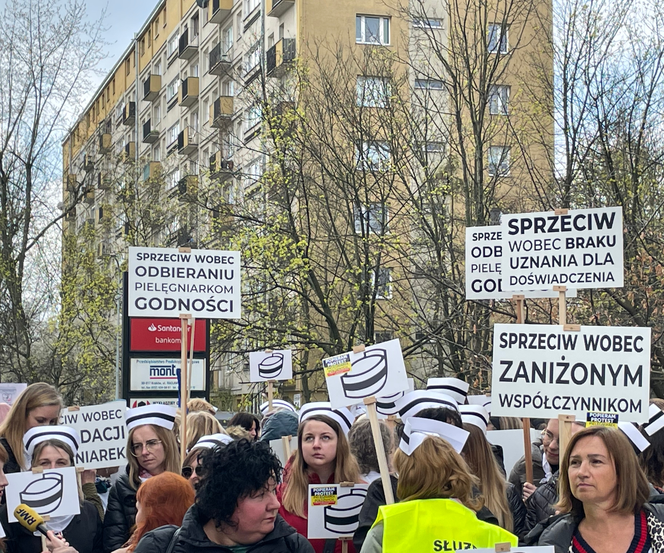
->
xmin=191 ymin=432 xmax=234 ymax=451
xmin=395 ymin=390 xmax=458 ymax=421
xmin=617 ymin=422 xmax=650 ymax=453
xmin=459 ymin=405 xmax=491 ymax=434
xmin=126 ymin=404 xmax=177 ymax=431
xmin=399 ymin=417 xmax=469 ymax=455
xmin=260 ymin=399 xmax=297 ymax=416
xmin=23 ymin=426 xmax=81 ymax=456
xmin=299 ymin=402 xmax=354 ymax=435
xmin=426 ymin=378 xmax=469 ymax=405
xmin=643 ymin=403 xmax=664 ymax=437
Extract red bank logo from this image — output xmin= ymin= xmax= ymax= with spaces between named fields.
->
xmin=130 ymin=318 xmax=206 ymax=352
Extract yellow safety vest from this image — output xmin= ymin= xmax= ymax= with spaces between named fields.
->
xmin=374 ymin=499 xmax=518 ymax=553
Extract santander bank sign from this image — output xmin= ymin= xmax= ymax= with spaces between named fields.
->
xmin=130 ymin=318 xmax=207 ymax=352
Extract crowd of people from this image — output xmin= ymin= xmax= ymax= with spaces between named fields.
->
xmin=0 ymin=381 xmax=664 ymax=553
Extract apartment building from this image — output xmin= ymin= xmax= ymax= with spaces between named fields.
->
xmin=62 ymin=0 xmax=553 ymax=405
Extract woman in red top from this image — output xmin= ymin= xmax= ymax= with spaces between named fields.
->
xmin=277 ymin=403 xmax=362 ymax=553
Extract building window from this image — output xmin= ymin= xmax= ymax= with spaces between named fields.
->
xmin=413 ymin=18 xmax=442 ymax=29
xmin=356 ymin=76 xmax=390 ymax=108
xmin=245 ymin=104 xmax=262 ymax=132
xmin=167 ymin=123 xmax=179 ymax=147
xmin=356 ymin=141 xmax=390 ymax=171
xmin=415 ymin=79 xmax=443 ymax=90
xmin=166 ymin=168 xmax=180 ymax=190
xmin=356 ymin=15 xmax=390 ymax=45
xmin=244 ymin=0 xmax=260 ymax=16
xmin=245 ymin=43 xmax=261 ymax=74
xmin=222 ymin=80 xmax=234 ymax=96
xmin=236 ymin=13 xmax=242 ymax=39
xmin=488 ymin=24 xmax=508 ymax=54
xmin=191 ymin=13 xmax=199 ymax=38
xmin=423 ymin=142 xmax=445 ymax=153
xmin=489 ymin=85 xmax=510 ymax=115
xmin=125 ymin=58 xmax=130 ymax=76
xmin=167 ymin=34 xmax=178 ymax=57
xmin=166 ymin=78 xmax=178 ymax=101
xmin=373 ymin=268 xmax=392 ymax=299
xmin=222 ymin=26 xmax=233 ymax=53
xmin=354 ymin=203 xmax=388 ymax=234
xmin=154 ymin=60 xmax=162 ymax=76
xmin=375 ymin=330 xmax=394 ymax=343
xmin=153 ymin=104 xmax=161 ymax=124
xmin=245 ymin=158 xmax=262 ymax=187
xmin=153 ymin=144 xmax=161 ymax=162
xmin=488 ymin=146 xmax=510 ymax=176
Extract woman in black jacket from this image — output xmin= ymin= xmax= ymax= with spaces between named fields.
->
xmin=103 ymin=404 xmax=180 ymax=553
xmin=0 ymin=426 xmax=102 ymax=553
xmin=133 ymin=439 xmax=313 ymax=553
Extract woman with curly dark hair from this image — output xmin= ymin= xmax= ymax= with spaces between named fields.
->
xmin=132 ymin=439 xmax=314 ymax=553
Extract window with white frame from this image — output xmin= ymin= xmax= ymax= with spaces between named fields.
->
xmin=413 ymin=18 xmax=442 ymax=29
xmin=167 ymin=123 xmax=180 ymax=147
xmin=167 ymin=33 xmax=178 ymax=57
xmin=191 ymin=110 xmax=199 ymax=132
xmin=244 ymin=158 xmax=262 ymax=187
xmin=489 ymin=85 xmax=510 ymax=115
xmin=222 ymin=26 xmax=233 ymax=53
xmin=154 ymin=60 xmax=162 ymax=76
xmin=354 ymin=203 xmax=389 ymax=234
xmin=245 ymin=43 xmax=261 ymax=74
xmin=373 ymin=268 xmax=392 ymax=299
xmin=153 ymin=104 xmax=161 ymax=124
xmin=356 ymin=141 xmax=391 ymax=171
xmin=244 ymin=0 xmax=259 ymax=16
xmin=191 ymin=63 xmax=199 ymax=77
xmin=356 ymin=76 xmax=391 ymax=108
xmin=356 ymin=15 xmax=390 ymax=45
xmin=488 ymin=24 xmax=508 ymax=54
xmin=245 ymin=104 xmax=262 ymax=131
xmin=222 ymin=80 xmax=235 ymax=97
xmin=191 ymin=13 xmax=199 ymax=38
xmin=423 ymin=141 xmax=445 ymax=153
xmin=415 ymin=79 xmax=443 ymax=90
xmin=153 ymin=144 xmax=161 ymax=162
xmin=166 ymin=78 xmax=178 ymax=101
xmin=488 ymin=146 xmax=510 ymax=176
xmin=166 ymin=168 xmax=180 ymax=190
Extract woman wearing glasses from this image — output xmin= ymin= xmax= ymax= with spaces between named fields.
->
xmin=181 ymin=433 xmax=233 ymax=489
xmin=103 ymin=405 xmax=180 ymax=553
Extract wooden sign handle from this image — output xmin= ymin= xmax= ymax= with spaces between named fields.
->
xmin=522 ymin=418 xmax=533 ymax=484
xmin=554 ymin=286 xmax=567 ymax=326
xmin=341 ymin=537 xmax=350 ymax=553
xmin=558 ymin=414 xmax=576 ymax=461
xmin=363 ymin=397 xmax=395 ymax=504
xmin=267 ymin=381 xmax=274 ymax=412
xmin=281 ymin=435 xmax=291 ymax=459
xmin=188 ymin=317 xmax=196 ymax=393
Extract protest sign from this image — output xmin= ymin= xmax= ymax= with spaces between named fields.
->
xmin=128 ymin=247 xmax=241 ymax=318
xmin=307 ymin=484 xmax=369 ymax=539
xmin=130 ymin=358 xmax=206 ymax=391
xmin=465 ymin=227 xmax=576 ymax=300
xmin=59 ymin=400 xmax=127 ymax=469
xmin=0 ymin=383 xmax=27 ymax=405
xmin=376 ymin=378 xmax=414 ymax=418
xmin=501 ymin=207 xmax=623 ymax=291
xmin=487 ymin=428 xmax=541 ymax=476
xmin=491 ymin=323 xmax=650 ymax=422
xmin=269 ymin=436 xmax=297 ymax=465
xmin=323 ymin=339 xmax=409 ymax=408
xmin=6 ymin=468 xmax=80 ymax=522
xmin=249 ymin=350 xmax=293 ymax=382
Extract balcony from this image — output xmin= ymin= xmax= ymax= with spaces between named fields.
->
xmin=83 ymin=186 xmax=95 ymax=204
xmin=266 ymin=38 xmax=296 ymax=77
xmin=210 ymin=151 xmax=234 ymax=181
xmin=209 ymin=43 xmax=231 ymax=75
xmin=99 ymin=133 xmax=112 ymax=154
xmin=97 ymin=171 xmax=111 ymax=190
xmin=142 ymin=119 xmax=159 ymax=144
xmin=122 ymin=102 xmax=136 ymax=126
xmin=143 ymin=75 xmax=161 ymax=102
xmin=209 ymin=96 xmax=233 ymax=128
xmin=178 ymin=29 xmax=198 ymax=60
xmin=177 ymin=127 xmax=198 ymax=155
xmin=267 ymin=0 xmax=294 ymax=17
xmin=142 ymin=161 xmax=161 ymax=181
xmin=209 ymin=0 xmax=233 ymax=24
xmin=178 ymin=175 xmax=198 ymax=197
xmin=66 ymin=174 xmax=77 ymax=191
xmin=178 ymin=77 xmax=199 ymax=108
xmin=82 ymin=154 xmax=95 ymax=172
xmin=122 ymin=142 xmax=136 ymax=161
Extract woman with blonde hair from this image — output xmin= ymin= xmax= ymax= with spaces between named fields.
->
xmin=278 ymin=403 xmax=362 ymax=553
xmin=0 ymin=382 xmax=62 ymax=473
xmin=360 ymin=417 xmax=517 ymax=553
xmin=103 ymin=404 xmax=180 ymax=553
xmin=184 ymin=411 xmax=224 ymax=452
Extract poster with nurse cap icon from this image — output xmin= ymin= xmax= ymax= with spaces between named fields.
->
xmin=249 ymin=350 xmax=293 ymax=382
xmin=307 ymin=484 xmax=369 ymax=539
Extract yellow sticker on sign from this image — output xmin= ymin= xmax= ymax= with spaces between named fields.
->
xmin=322 ymin=353 xmax=352 ymax=378
xmin=311 ymin=486 xmax=338 ymax=506
xmin=586 ymin=412 xmax=619 ymax=427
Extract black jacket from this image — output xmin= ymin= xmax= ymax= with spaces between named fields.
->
xmin=0 ymin=437 xmax=21 ymax=474
xmin=352 ymin=474 xmax=500 ymax=552
xmin=508 ymin=442 xmax=547 ymax=497
xmin=524 ymin=470 xmax=559 ymax=532
xmin=507 ymin=482 xmax=528 ymax=539
xmin=133 ymin=506 xmax=314 ymax=553
xmin=0 ymin=500 xmax=102 ymax=553
xmin=102 ymin=472 xmax=137 ymax=553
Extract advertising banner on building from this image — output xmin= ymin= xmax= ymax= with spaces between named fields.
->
xmin=130 ymin=358 xmax=206 ymax=392
xmin=128 ymin=247 xmax=241 ymax=318
xmin=491 ymin=323 xmax=650 ymax=422
xmin=501 ymin=207 xmax=624 ymax=290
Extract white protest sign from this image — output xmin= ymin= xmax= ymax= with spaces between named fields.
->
xmin=59 ymin=401 xmax=127 ymax=469
xmin=487 ymin=428 xmax=541 ymax=476
xmin=130 ymin=358 xmax=206 ymax=391
xmin=269 ymin=436 xmax=297 ymax=465
xmin=307 ymin=484 xmax=369 ymax=539
xmin=465 ymin=547 xmax=554 ymax=553
xmin=6 ymin=467 xmax=80 ymax=522
xmin=128 ymin=247 xmax=241 ymax=318
xmin=501 ymin=206 xmax=623 ymax=290
xmin=491 ymin=323 xmax=650 ymax=422
xmin=465 ymin=227 xmax=576 ymax=300
xmin=0 ymin=383 xmax=27 ymax=405
xmin=376 ymin=378 xmax=414 ymax=419
xmin=323 ymin=339 xmax=409 ymax=408
xmin=249 ymin=351 xmax=293 ymax=382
